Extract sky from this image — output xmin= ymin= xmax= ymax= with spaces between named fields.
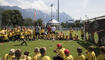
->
xmin=0 ymin=0 xmax=105 ymax=20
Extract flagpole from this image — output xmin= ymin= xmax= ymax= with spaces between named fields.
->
xmin=34 ymin=9 xmax=36 ymax=20
xmin=58 ymin=0 xmax=59 ymax=22
xmin=51 ymin=4 xmax=53 ymax=20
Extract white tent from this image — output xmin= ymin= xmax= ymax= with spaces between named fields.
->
xmin=48 ymin=19 xmax=60 ymax=25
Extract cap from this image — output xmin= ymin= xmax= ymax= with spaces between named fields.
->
xmin=57 ymin=43 xmax=62 ymax=47
xmin=64 ymin=49 xmax=70 ymax=54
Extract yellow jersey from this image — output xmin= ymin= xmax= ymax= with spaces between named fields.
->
xmin=4 ymin=54 xmax=15 ymax=60
xmin=97 ymin=54 xmax=105 ymax=60
xmin=38 ymin=56 xmax=51 ymax=60
xmin=56 ymin=48 xmax=66 ymax=58
xmin=20 ymin=32 xmax=25 ymax=39
xmin=40 ymin=29 xmax=45 ymax=34
xmin=32 ymin=53 xmax=41 ymax=60
xmin=3 ymin=34 xmax=8 ymax=40
xmin=16 ymin=29 xmax=20 ymax=35
xmin=69 ymin=30 xmax=73 ymax=33
xmin=25 ymin=56 xmax=31 ymax=60
xmin=74 ymin=55 xmax=85 ymax=60
xmin=87 ymin=51 xmax=96 ymax=60
xmin=9 ymin=32 xmax=13 ymax=37
xmin=64 ymin=55 xmax=73 ymax=60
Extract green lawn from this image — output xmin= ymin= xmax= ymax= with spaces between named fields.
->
xmin=0 ymin=40 xmax=99 ymax=58
xmin=0 ymin=30 xmax=99 ymax=59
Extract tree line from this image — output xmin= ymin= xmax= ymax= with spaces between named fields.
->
xmin=1 ymin=9 xmax=84 ymax=28
xmin=0 ymin=9 xmax=43 ymax=27
xmin=61 ymin=20 xmax=84 ymax=28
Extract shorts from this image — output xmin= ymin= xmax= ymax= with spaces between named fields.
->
xmin=53 ymin=56 xmax=63 ymax=60
xmin=41 ymin=33 xmax=45 ymax=35
xmin=35 ymin=32 xmax=40 ymax=36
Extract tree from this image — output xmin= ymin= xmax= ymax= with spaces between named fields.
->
xmin=36 ymin=18 xmax=43 ymax=26
xmin=1 ymin=10 xmax=24 ymax=27
xmin=74 ymin=20 xmax=81 ymax=27
xmin=61 ymin=22 xmax=66 ymax=28
xmin=24 ymin=18 xmax=33 ymax=26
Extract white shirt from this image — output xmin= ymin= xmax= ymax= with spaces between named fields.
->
xmin=51 ymin=26 xmax=56 ymax=32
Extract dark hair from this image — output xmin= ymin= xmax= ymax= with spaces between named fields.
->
xmin=40 ymin=47 xmax=46 ymax=54
xmin=34 ymin=48 xmax=40 ymax=52
xmin=88 ymin=46 xmax=94 ymax=51
xmin=15 ymin=49 xmax=21 ymax=59
xmin=77 ymin=47 xmax=82 ymax=53
xmin=100 ymin=46 xmax=105 ymax=53
xmin=24 ymin=51 xmax=29 ymax=56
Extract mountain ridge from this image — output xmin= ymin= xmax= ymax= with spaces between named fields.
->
xmin=0 ymin=6 xmax=73 ymax=23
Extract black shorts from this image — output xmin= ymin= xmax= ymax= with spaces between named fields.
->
xmin=81 ymin=34 xmax=84 ymax=37
xmin=52 ymin=31 xmax=55 ymax=34
xmin=36 ymin=32 xmax=40 ymax=35
xmin=0 ymin=36 xmax=3 ymax=42
xmin=53 ymin=56 xmax=63 ymax=60
xmin=41 ymin=33 xmax=45 ymax=35
xmin=16 ymin=35 xmax=20 ymax=39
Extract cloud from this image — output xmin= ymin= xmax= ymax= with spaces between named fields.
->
xmin=0 ymin=0 xmax=13 ymax=6
xmin=82 ymin=0 xmax=89 ymax=9
xmin=0 ymin=0 xmax=56 ymax=13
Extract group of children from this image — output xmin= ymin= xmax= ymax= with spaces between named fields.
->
xmin=0 ymin=26 xmax=81 ymax=43
xmin=0 ymin=26 xmax=33 ymax=42
xmin=1 ymin=44 xmax=105 ymax=60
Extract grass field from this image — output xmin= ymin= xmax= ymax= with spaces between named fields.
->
xmin=0 ymin=30 xmax=99 ymax=59
xmin=0 ymin=40 xmax=99 ymax=59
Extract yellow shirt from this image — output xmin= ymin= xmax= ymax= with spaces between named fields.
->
xmin=16 ymin=29 xmax=20 ymax=35
xmin=74 ymin=55 xmax=85 ymax=60
xmin=3 ymin=34 xmax=8 ymax=40
xmin=64 ymin=55 xmax=73 ymax=60
xmin=69 ymin=30 xmax=73 ymax=33
xmin=12 ymin=32 xmax=15 ymax=36
xmin=97 ymin=54 xmax=105 ymax=60
xmin=38 ymin=56 xmax=51 ymax=60
xmin=20 ymin=32 xmax=25 ymax=39
xmin=32 ymin=53 xmax=41 ymax=60
xmin=56 ymin=48 xmax=66 ymax=58
xmin=9 ymin=33 xmax=13 ymax=37
xmin=25 ymin=56 xmax=31 ymax=60
xmin=4 ymin=54 xmax=15 ymax=60
xmin=40 ymin=29 xmax=45 ymax=34
xmin=87 ymin=51 xmax=96 ymax=60
xmin=81 ymin=30 xmax=83 ymax=34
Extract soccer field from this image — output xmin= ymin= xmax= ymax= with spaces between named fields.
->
xmin=0 ymin=40 xmax=99 ymax=58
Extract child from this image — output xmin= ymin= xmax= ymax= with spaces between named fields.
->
xmin=64 ymin=49 xmax=73 ymax=60
xmin=3 ymin=49 xmax=15 ymax=60
xmin=53 ymin=43 xmax=65 ymax=60
xmin=38 ymin=47 xmax=51 ymax=60
xmin=20 ymin=30 xmax=27 ymax=46
xmin=74 ymin=47 xmax=85 ymax=60
xmin=69 ymin=28 xmax=73 ymax=40
xmin=73 ymin=34 xmax=79 ymax=40
xmin=86 ymin=46 xmax=96 ymax=60
xmin=97 ymin=46 xmax=105 ymax=60
xmin=23 ymin=51 xmax=31 ymax=60
xmin=66 ymin=35 xmax=69 ymax=40
xmin=32 ymin=47 xmax=41 ymax=60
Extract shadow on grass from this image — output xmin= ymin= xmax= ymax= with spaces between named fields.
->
xmin=75 ymin=40 xmax=100 ymax=56
xmin=13 ymin=44 xmax=27 ymax=46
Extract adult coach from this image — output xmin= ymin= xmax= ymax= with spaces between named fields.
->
xmin=35 ymin=25 xmax=41 ymax=39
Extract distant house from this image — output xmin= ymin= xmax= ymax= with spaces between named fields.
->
xmin=47 ymin=19 xmax=60 ymax=26
xmin=47 ymin=19 xmax=61 ymax=29
xmin=66 ymin=20 xmax=75 ymax=23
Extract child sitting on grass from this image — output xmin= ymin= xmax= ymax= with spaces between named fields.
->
xmin=74 ymin=47 xmax=85 ymax=60
xmin=97 ymin=46 xmax=105 ymax=60
xmin=86 ymin=46 xmax=96 ymax=60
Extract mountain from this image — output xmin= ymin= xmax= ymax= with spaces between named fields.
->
xmin=0 ymin=6 xmax=73 ymax=23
